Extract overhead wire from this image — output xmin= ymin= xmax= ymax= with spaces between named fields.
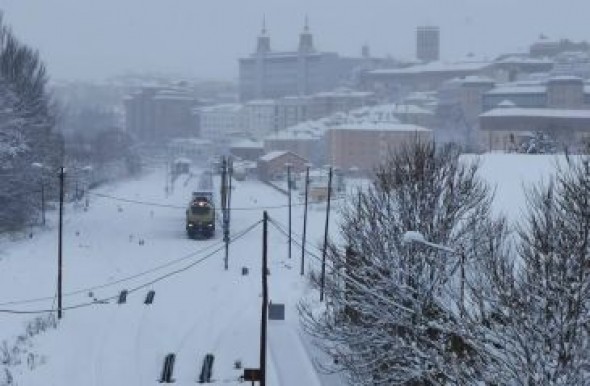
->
xmin=267 ymin=215 xmax=415 ymax=314
xmin=87 ymin=190 xmax=344 ymax=211
xmin=0 ymin=219 xmax=262 ymax=312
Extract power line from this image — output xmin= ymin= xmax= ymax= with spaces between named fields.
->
xmin=0 ymin=219 xmax=262 ymax=309
xmin=267 ymin=216 xmax=415 ymax=314
xmin=87 ymin=191 xmax=345 ymax=211
xmin=0 ymin=219 xmax=262 ymax=314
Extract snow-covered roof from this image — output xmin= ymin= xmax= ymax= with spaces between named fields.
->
xmin=497 ymin=99 xmax=517 ymax=108
xmin=243 ymin=51 xmax=334 ymax=60
xmin=369 ymin=61 xmax=491 ymax=75
xmin=459 ymin=75 xmax=496 ymax=85
xmin=330 ymin=122 xmax=431 ymax=132
xmin=547 ymin=75 xmax=584 ymax=83
xmin=169 ymin=138 xmax=212 ymax=147
xmin=313 ymin=90 xmax=374 ymax=98
xmin=230 ymin=139 xmax=264 ymax=149
xmin=486 ymin=86 xmax=547 ymax=95
xmin=266 ymin=130 xmax=318 ymax=141
xmin=481 ymin=108 xmax=590 ymax=119
xmin=198 ymin=103 xmax=243 ymax=113
xmin=259 ymin=151 xmax=288 ymax=161
xmin=495 ymin=56 xmax=554 ymax=65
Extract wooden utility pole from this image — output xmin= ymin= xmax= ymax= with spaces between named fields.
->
xmin=320 ymin=167 xmax=333 ymax=302
xmin=221 ymin=157 xmax=229 ymax=270
xmin=58 ymin=167 xmax=65 ymax=319
xmin=301 ymin=166 xmax=310 ymax=276
xmin=224 ymin=157 xmax=232 ymax=270
xmin=260 ymin=211 xmax=268 ymax=386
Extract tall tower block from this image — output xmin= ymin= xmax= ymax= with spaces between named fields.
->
xmin=416 ymin=26 xmax=440 ymax=62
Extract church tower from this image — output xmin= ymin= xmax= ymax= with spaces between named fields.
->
xmin=256 ymin=16 xmax=271 ymax=54
xmin=298 ymin=16 xmax=314 ymax=53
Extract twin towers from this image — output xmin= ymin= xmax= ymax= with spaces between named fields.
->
xmin=255 ymin=16 xmax=315 ymax=54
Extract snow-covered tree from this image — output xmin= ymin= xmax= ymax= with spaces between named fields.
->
xmin=478 ymin=157 xmax=590 ymax=385
xmin=300 ymin=142 xmax=504 ymax=384
xmin=0 ymin=14 xmax=61 ymax=231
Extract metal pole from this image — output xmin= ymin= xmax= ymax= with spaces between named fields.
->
xmin=301 ymin=166 xmax=309 ymax=276
xmin=58 ymin=167 xmax=64 ymax=319
xmin=287 ymin=164 xmax=292 ymax=259
xmin=320 ymin=167 xmax=333 ymax=302
xmin=260 ymin=211 xmax=268 ymax=386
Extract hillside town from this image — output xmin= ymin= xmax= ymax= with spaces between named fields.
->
xmin=3 ymin=2 xmax=590 ymax=385
xmin=54 ymin=22 xmax=590 ymax=181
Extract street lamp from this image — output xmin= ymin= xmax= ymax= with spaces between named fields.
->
xmin=402 ymin=231 xmax=455 ymax=254
xmin=402 ymin=231 xmax=465 ymax=318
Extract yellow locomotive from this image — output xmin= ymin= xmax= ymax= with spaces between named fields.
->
xmin=186 ymin=171 xmax=215 ymax=239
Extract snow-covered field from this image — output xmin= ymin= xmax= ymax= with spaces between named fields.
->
xmin=0 ymin=154 xmax=563 ymax=385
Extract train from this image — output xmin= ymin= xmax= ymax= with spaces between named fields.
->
xmin=186 ymin=170 xmax=216 ymax=239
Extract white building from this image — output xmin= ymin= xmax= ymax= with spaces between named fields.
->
xmin=198 ymin=104 xmax=244 ymax=143
xmin=242 ymin=99 xmax=277 ymax=139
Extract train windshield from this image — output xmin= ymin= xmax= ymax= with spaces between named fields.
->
xmin=191 ymin=201 xmax=211 ymax=215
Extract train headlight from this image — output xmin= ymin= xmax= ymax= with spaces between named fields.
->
xmin=188 ymin=223 xmax=194 ymax=227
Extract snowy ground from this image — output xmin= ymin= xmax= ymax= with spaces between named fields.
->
xmin=0 ymin=154 xmax=563 ymax=385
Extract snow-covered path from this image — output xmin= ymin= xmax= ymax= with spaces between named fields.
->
xmin=0 ymin=154 xmax=562 ymax=385
xmin=0 ymin=168 xmax=334 ymax=385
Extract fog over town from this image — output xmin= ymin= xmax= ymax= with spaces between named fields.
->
xmin=1 ymin=1 xmax=590 ymax=385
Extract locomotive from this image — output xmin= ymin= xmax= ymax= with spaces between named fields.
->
xmin=186 ymin=171 xmax=216 ymax=239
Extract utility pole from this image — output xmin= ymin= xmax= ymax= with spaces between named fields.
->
xmin=225 ymin=157 xmax=233 ymax=270
xmin=320 ymin=167 xmax=333 ymax=302
xmin=286 ymin=163 xmax=292 ymax=259
xmin=301 ymin=165 xmax=310 ymax=276
xmin=260 ymin=211 xmax=268 ymax=386
xmin=227 ymin=157 xmax=233 ymax=226
xmin=58 ymin=167 xmax=65 ymax=319
xmin=220 ymin=157 xmax=229 ymax=270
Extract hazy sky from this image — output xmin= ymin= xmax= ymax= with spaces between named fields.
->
xmin=0 ymin=0 xmax=588 ymax=82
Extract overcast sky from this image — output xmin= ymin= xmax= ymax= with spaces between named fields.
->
xmin=0 ymin=0 xmax=588 ymax=82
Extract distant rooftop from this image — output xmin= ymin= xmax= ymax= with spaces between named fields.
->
xmin=199 ymin=103 xmax=243 ymax=113
xmin=369 ymin=61 xmax=491 ymax=76
xmin=259 ymin=151 xmax=288 ymax=161
xmin=231 ymin=139 xmax=264 ymax=149
xmin=481 ymin=107 xmax=590 ymax=119
xmin=331 ymin=122 xmax=431 ymax=132
xmin=495 ymin=55 xmax=554 ymax=65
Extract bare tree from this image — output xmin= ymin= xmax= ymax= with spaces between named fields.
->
xmin=478 ymin=157 xmax=590 ymax=385
xmin=0 ymin=14 xmax=61 ymax=231
xmin=300 ymin=142 xmax=504 ymax=385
